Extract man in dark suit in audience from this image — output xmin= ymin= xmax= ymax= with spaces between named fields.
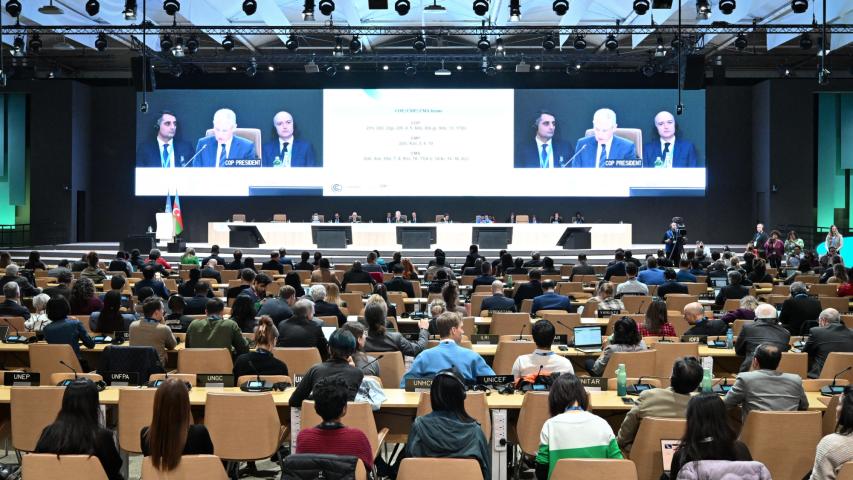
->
xmin=569 ymin=254 xmax=596 ymax=281
xmin=225 ymin=250 xmax=243 ymax=270
xmin=261 ymin=111 xmax=319 ymax=167
xmin=44 ymin=271 xmax=72 ymax=300
xmin=779 ymin=282 xmax=823 ymax=336
xmin=261 ymin=252 xmax=285 ymax=274
xmin=133 ymin=266 xmax=169 ymax=299
xmin=184 ymin=282 xmax=212 ymax=315
xmin=603 ymin=250 xmax=627 ymax=281
xmin=572 ymin=108 xmax=637 ymax=167
xmin=202 ymin=245 xmax=226 ymax=267
xmin=735 ymin=304 xmax=791 ymax=372
xmin=656 ymin=268 xmax=689 ymax=298
xmin=802 ymin=307 xmax=853 ymax=378
xmin=642 ymin=111 xmax=700 ymax=168
xmin=482 ymin=280 xmax=516 ymax=313
xmin=200 ymin=259 xmax=222 ymax=284
xmin=0 ymin=282 xmax=30 ymax=319
xmin=258 ymin=284 xmax=296 ymax=324
xmin=385 ymin=265 xmax=415 ymax=298
xmin=341 ymin=262 xmax=375 ymax=292
xmin=136 ymin=111 xmax=195 ymax=167
xmin=515 ymin=110 xmax=574 ymax=168
xmin=276 ymin=299 xmax=329 ymax=361
xmin=107 ymin=251 xmax=132 ymax=277
xmin=714 ymin=271 xmax=750 ymax=307
xmin=514 ymin=269 xmax=544 ymax=309
xmin=523 ymin=252 xmax=543 ymax=268
xmin=294 ymin=252 xmax=314 ymax=271
xmin=723 ymin=343 xmax=808 ymax=420
xmin=226 ymin=269 xmax=255 ymax=299
xmin=531 ymin=281 xmax=575 ymax=315
xmin=310 ymin=284 xmax=347 ymax=327
xmin=682 ymin=302 xmax=727 ymax=336
xmin=473 ymin=263 xmax=497 ymax=288
xmin=193 ymin=108 xmax=258 ymax=167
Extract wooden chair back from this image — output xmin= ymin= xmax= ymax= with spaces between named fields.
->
xmin=141 ymin=455 xmax=228 ymax=479
xmin=177 ymin=348 xmax=233 ymax=374
xmin=346 ymin=283 xmax=373 ymax=294
xmin=622 ymin=296 xmax=653 ymax=314
xmin=118 ymin=387 xmax=156 ymax=453
xmin=365 ymin=351 xmax=405 ymax=389
xmin=820 ymin=352 xmax=853 ymax=382
xmin=777 ymin=352 xmax=808 ymax=378
xmin=22 ymin=454 xmax=107 ymax=479
xmin=820 ymin=296 xmax=850 ymax=313
xmin=490 ymin=312 xmax=532 ymax=336
xmin=601 ymin=350 xmax=656 ymax=378
xmin=29 ymin=343 xmax=82 ymax=385
xmin=341 ymin=293 xmax=364 ymax=316
xmin=515 ymin=392 xmax=551 ymax=456
xmin=11 ymin=387 xmax=64 ymax=452
xmin=628 ymin=417 xmax=686 ymax=480
xmin=551 ymin=459 xmax=638 ymax=479
xmin=492 ymin=341 xmax=536 ymax=375
xmin=204 ymin=392 xmax=284 ymax=461
xmin=739 ymin=411 xmax=822 ymax=480
xmin=397 ymin=458 xmax=482 ymax=479
xmin=273 ymin=347 xmax=322 ymax=377
xmin=665 ymin=294 xmax=698 ymax=313
xmin=652 ymin=343 xmax=699 ymax=387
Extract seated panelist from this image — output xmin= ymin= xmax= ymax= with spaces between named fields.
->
xmin=261 ymin=111 xmax=319 ymax=167
xmin=572 ymin=108 xmax=638 ymax=167
xmin=642 ymin=111 xmax=700 ymax=168
xmin=193 ymin=108 xmax=258 ymax=167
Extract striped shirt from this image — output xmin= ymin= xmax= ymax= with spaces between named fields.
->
xmin=537 ymin=410 xmax=623 ymax=479
xmin=810 ymin=433 xmax=853 ymax=480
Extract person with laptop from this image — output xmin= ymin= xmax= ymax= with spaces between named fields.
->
xmin=723 ymin=343 xmax=808 ymax=420
xmin=584 ymin=317 xmax=647 ymax=377
xmin=511 ymin=319 xmax=574 ymax=381
xmin=531 ymin=281 xmax=575 ymax=316
xmin=682 ymin=302 xmax=728 ymax=337
xmin=714 ymin=271 xmax=750 ymax=308
xmin=734 ymin=303 xmax=791 ymax=372
xmin=129 ymin=296 xmax=177 ymax=368
xmin=616 ymin=356 xmax=704 ymax=453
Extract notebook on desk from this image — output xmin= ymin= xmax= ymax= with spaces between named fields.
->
xmin=573 ymin=326 xmax=603 ymax=353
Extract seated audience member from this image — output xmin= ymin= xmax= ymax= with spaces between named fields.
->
xmin=242 ymin=257 xmax=257 ymax=272
xmin=80 ymin=251 xmax=107 ymax=284
xmin=668 ymin=394 xmax=754 ymax=479
xmin=225 ymin=249 xmax=243 ymax=270
xmin=401 ymin=258 xmax=419 ymax=281
xmin=425 ymin=254 xmax=455 ymax=281
xmin=341 ymin=321 xmax=380 ymax=377
xmin=441 ymin=282 xmax=467 ymax=317
xmin=276 ymin=271 xmax=301 ymax=299
xmin=724 ymin=343 xmax=808 ymax=419
xmin=134 ymin=266 xmax=170 ymax=300
xmin=295 ymin=376 xmax=375 ymax=470
xmin=230 ymin=295 xmax=258 ymax=333
xmin=101 ymin=276 xmax=132 ymax=309
xmin=524 ymin=252 xmax=543 ymax=268
xmin=47 ymin=259 xmax=72 ymax=278
xmin=402 ymin=369 xmax=491 ymax=479
xmin=580 ymin=281 xmax=623 ymax=315
xmin=803 ymin=308 xmax=853 ymax=378
xmin=735 ymin=303 xmax=791 ymax=372
xmin=426 ymin=299 xmax=448 ymax=335
xmin=569 ymin=254 xmax=595 ymax=280
xmin=134 ymin=288 xmax=155 ymax=315
xmin=512 ymin=319 xmax=574 ymax=380
xmin=810 ymin=386 xmax=853 ymax=480
xmin=535 ymin=374 xmax=622 ymax=480
xmin=472 ymin=263 xmax=496 ymax=289
xmin=683 ymin=302 xmax=728 ymax=336
xmin=289 ymin=329 xmax=363 ymax=407
xmin=603 ymin=250 xmax=627 ymax=281
xmin=748 ymin=258 xmax=774 ymax=284
xmin=233 ymin=315 xmax=287 ymax=379
xmin=462 ymin=258 xmax=482 ymax=277
xmin=178 ymin=268 xmax=212 ymax=298
xmin=780 ymin=281 xmax=823 ymax=335
xmin=656 ymin=268 xmax=689 ymax=298
xmin=676 ymin=259 xmax=697 ymax=283
xmin=141 ymin=378 xmax=213 ymax=472
xmin=637 ymin=257 xmax=666 ymax=286
xmin=294 ymin=251 xmax=314 ymax=271
xmin=164 ymin=295 xmax=194 ymax=332
xmin=258 ymin=284 xmax=296 ymax=324
xmin=146 ymin=249 xmax=172 ymax=274
xmin=129 ymin=296 xmax=177 ymax=369
xmin=638 ymin=299 xmax=675 ymax=337
xmin=481 ymin=280 xmax=517 ymax=313
xmin=506 ymin=257 xmax=528 ymax=275
xmin=364 ymin=302 xmax=428 ymax=357
xmin=616 ymin=262 xmax=649 ymax=296
xmin=531 ymin=281 xmax=574 ymax=315
xmin=362 ymin=251 xmax=384 ymax=274
xmin=715 ymin=271 xmax=750 ymax=307
xmin=185 ymin=298 xmax=249 ymax=356
xmin=239 ymin=272 xmax=271 ymax=303
xmin=385 ymin=251 xmax=402 ymax=273
xmin=311 ymin=283 xmax=347 ymax=327
xmin=201 ymin=245 xmax=225 ymax=267
xmin=720 ymin=295 xmax=759 ymax=324
xmin=261 ymin=251 xmax=285 ymax=274
xmin=276 ymin=298 xmax=329 ymax=361
xmin=128 ymin=250 xmax=146 ymax=271
xmin=44 ymin=270 xmax=72 ymax=300
xmin=428 ymin=269 xmax=450 ymax=294
xmin=463 ymin=245 xmax=484 ymax=270
xmin=0 ymin=263 xmax=39 ymax=297
xmin=200 ymin=259 xmax=222 ymax=283
xmin=25 ymin=293 xmax=51 ymax=332
xmin=69 ymin=277 xmax=103 ymax=315
xmin=179 ymin=248 xmax=199 ymax=266
xmin=585 ymin=317 xmax=647 ymax=377
xmin=0 ymin=281 xmax=31 ymax=319
xmin=25 ymin=250 xmax=46 ymax=271
xmin=43 ymin=296 xmax=95 ymax=368
xmin=401 ymin=312 xmax=494 ymax=386
xmin=385 ymin=264 xmax=416 ymax=298
xmin=540 ymin=257 xmax=559 ymax=276
xmin=184 ymin=282 xmax=213 ymax=316
xmin=616 ymin=356 xmax=703 ymax=452
xmin=35 ymin=379 xmax=123 ymax=480
xmin=310 ymin=258 xmax=340 ymax=287
xmin=226 ymin=268 xmax=255 ymax=299
xmin=90 ymin=290 xmax=136 ymax=333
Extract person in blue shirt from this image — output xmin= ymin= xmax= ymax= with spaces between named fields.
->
xmin=676 ymin=259 xmax=698 ymax=283
xmin=42 ymin=296 xmax=95 ymax=370
xmin=637 ymin=257 xmax=666 ymax=286
xmin=401 ymin=312 xmax=494 ymax=387
xmin=531 ymin=281 xmax=575 ymax=315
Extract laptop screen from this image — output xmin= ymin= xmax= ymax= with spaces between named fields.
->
xmin=661 ymin=439 xmax=681 ymax=474
xmin=712 ymin=277 xmax=728 ymax=287
xmin=573 ymin=326 xmax=602 ymax=348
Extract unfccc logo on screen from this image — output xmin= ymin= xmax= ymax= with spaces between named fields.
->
xmin=332 ymin=184 xmax=343 ymax=192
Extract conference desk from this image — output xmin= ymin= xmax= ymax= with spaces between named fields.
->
xmin=207 ymin=222 xmax=632 ymax=250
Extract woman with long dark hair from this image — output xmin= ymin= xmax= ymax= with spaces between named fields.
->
xmin=586 ymin=317 xmax=646 ymax=377
xmin=141 ymin=378 xmax=213 ymax=472
xmin=35 ymin=379 xmax=123 ymax=480
xmin=284 ymin=271 xmax=305 ymax=298
xmin=25 ymin=251 xmax=46 ymax=270
xmin=639 ymin=299 xmax=675 ymax=337
xmin=90 ymin=290 xmax=135 ymax=334
xmin=69 ymin=277 xmax=103 ymax=315
xmin=229 ymin=295 xmax=258 ymax=333
xmin=810 ymin=387 xmax=853 ymax=479
xmin=341 ymin=321 xmax=380 ymax=377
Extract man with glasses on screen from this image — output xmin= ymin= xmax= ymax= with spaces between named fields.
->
xmin=136 ymin=111 xmax=195 ymax=168
xmin=193 ymin=108 xmax=258 ymax=167
xmin=514 ymin=110 xmax=574 ymax=168
xmin=642 ymin=111 xmax=700 ymax=168
xmin=572 ymin=108 xmax=637 ymax=168
xmin=261 ymin=111 xmax=319 ymax=168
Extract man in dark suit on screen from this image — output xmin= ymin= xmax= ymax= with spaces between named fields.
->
xmin=136 ymin=111 xmax=196 ymax=167
xmin=572 ymin=108 xmax=637 ymax=168
xmin=642 ymin=111 xmax=700 ymax=168
xmin=261 ymin=111 xmax=319 ymax=167
xmin=514 ymin=110 xmax=574 ymax=168
xmin=193 ymin=108 xmax=258 ymax=167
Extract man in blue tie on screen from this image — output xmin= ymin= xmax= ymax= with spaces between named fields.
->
xmin=514 ymin=110 xmax=574 ymax=168
xmin=193 ymin=108 xmax=258 ymax=167
xmin=135 ymin=111 xmax=195 ymax=168
xmin=572 ymin=108 xmax=637 ymax=168
xmin=261 ymin=111 xmax=320 ymax=168
xmin=642 ymin=111 xmax=700 ymax=168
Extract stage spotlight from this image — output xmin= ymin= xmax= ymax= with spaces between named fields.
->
xmin=435 ymin=60 xmax=452 ymax=76
xmin=286 ymin=35 xmax=298 ymax=50
xmin=565 ymin=62 xmax=581 ymax=75
xmin=268 ymin=65 xmax=275 ymax=71
xmin=230 ymin=65 xmax=238 ymax=71
xmin=160 ymin=35 xmax=173 ymax=51
xmin=719 ymin=0 xmax=735 ymax=14
xmin=799 ymin=33 xmax=812 ymax=49
xmin=171 ymin=36 xmax=185 ymax=56
xmin=605 ymin=34 xmax=618 ymax=51
xmin=790 ymin=0 xmax=807 ymax=13
xmin=163 ymin=0 xmax=180 ymax=16
xmin=655 ymin=36 xmax=666 ymax=57
xmin=477 ymin=35 xmax=490 ymax=52
xmin=633 ymin=0 xmax=649 ymax=15
xmin=123 ymin=0 xmax=137 ymax=19
xmin=169 ymin=63 xmax=183 ymax=77
xmin=319 ymin=0 xmax=334 ymax=15
xmin=382 ymin=64 xmax=389 ymax=71
xmin=413 ymin=34 xmax=427 ymax=51
xmin=84 ymin=0 xmax=99 ymax=16
xmin=350 ymin=35 xmax=362 ymax=53
xmin=508 ymin=0 xmax=520 ymax=22
xmin=343 ymin=64 xmax=350 ymax=70
xmin=542 ymin=34 xmax=556 ymax=51
xmin=4 ymin=0 xmax=20 ymax=17
xmin=333 ymin=36 xmax=343 ymax=56
xmin=641 ymin=63 xmax=656 ymax=77
xmin=395 ymin=0 xmax=410 ymax=15
xmin=222 ymin=34 xmax=235 ymax=51
xmin=38 ymin=0 xmax=63 ymax=14
xmin=95 ymin=32 xmax=108 ymax=51
xmin=246 ymin=60 xmax=257 ymax=77
xmin=696 ymin=0 xmax=711 ymax=20
xmin=573 ymin=35 xmax=586 ymax=50
xmin=11 ymin=36 xmax=23 ymax=57
xmin=28 ymin=33 xmax=42 ymax=53
xmin=186 ymin=35 xmax=199 ymax=54
xmin=778 ymin=64 xmax=792 ymax=78
xmin=242 ymin=0 xmax=257 ymax=15
xmin=552 ymin=0 xmax=568 ymax=15
xmin=733 ymin=33 xmax=747 ymax=50
xmin=495 ymin=37 xmax=504 ymax=52
xmin=302 ymin=0 xmax=315 ymax=20
xmin=472 ymin=0 xmax=488 ymax=16
xmin=484 ymin=64 xmax=497 ymax=76
xmin=404 ymin=63 xmax=417 ymax=76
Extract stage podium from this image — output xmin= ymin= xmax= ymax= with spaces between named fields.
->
xmin=155 ymin=213 xmax=174 ymax=241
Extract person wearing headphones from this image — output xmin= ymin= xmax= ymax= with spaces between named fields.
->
xmin=514 ymin=110 xmax=574 ymax=168
xmin=136 ymin=111 xmax=195 ymax=168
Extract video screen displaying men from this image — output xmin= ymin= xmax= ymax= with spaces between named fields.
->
xmin=643 ymin=111 xmax=700 ymax=168
xmin=193 ymin=108 xmax=259 ymax=167
xmin=136 ymin=111 xmax=196 ymax=168
xmin=572 ymin=108 xmax=638 ymax=168
xmin=514 ymin=111 xmax=575 ymax=168
xmin=261 ymin=111 xmax=319 ymax=167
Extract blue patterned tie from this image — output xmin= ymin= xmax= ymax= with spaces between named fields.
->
xmin=598 ymin=144 xmax=607 ymax=167
xmin=161 ymin=143 xmax=170 ymax=168
xmin=218 ymin=144 xmax=226 ymax=167
xmin=540 ymin=144 xmax=549 ymax=168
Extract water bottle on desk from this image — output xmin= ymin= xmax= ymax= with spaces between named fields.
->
xmin=701 ymin=366 xmax=713 ymax=393
xmin=726 ymin=328 xmax=734 ymax=349
xmin=616 ymin=364 xmax=627 ymax=397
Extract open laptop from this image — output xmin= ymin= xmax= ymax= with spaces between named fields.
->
xmin=573 ymin=326 xmax=603 ymax=353
xmin=661 ymin=439 xmax=681 ymax=476
xmin=322 ymin=326 xmax=336 ymax=341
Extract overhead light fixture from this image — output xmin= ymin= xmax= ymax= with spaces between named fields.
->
xmin=633 ymin=0 xmax=650 ymax=15
xmin=434 ymin=59 xmax=451 ymax=76
xmin=424 ymin=0 xmax=445 ymax=13
xmin=495 ymin=37 xmax=504 ymax=52
xmin=123 ymin=0 xmax=137 ymax=20
xmin=325 ymin=65 xmax=337 ymax=77
xmin=508 ymin=0 xmax=520 ymax=22
xmin=171 ymin=36 xmax=185 ymax=57
xmin=85 ymin=0 xmax=99 ymax=15
xmin=733 ymin=33 xmax=747 ymax=50
xmin=482 ymin=56 xmax=497 ymax=76
xmin=472 ymin=0 xmax=488 ymax=16
xmin=302 ymin=0 xmax=315 ymax=20
xmin=38 ymin=0 xmax=64 ymax=14
xmin=349 ymin=36 xmax=362 ymax=53
xmin=343 ymin=64 xmax=350 ymax=70
xmin=799 ymin=33 xmax=813 ymax=49
xmin=268 ymin=65 xmax=275 ymax=71
xmin=246 ymin=59 xmax=258 ymax=77
xmin=11 ymin=36 xmax=24 ymax=57
xmin=333 ymin=36 xmax=343 ymax=56
xmin=404 ymin=63 xmax=417 ymax=76
xmin=4 ymin=0 xmax=20 ymax=17
xmin=534 ymin=64 xmax=541 ymax=70
xmin=160 ymin=35 xmax=173 ymax=51
xmin=779 ymin=64 xmax=792 ymax=78
xmin=641 ymin=63 xmax=656 ymax=77
xmin=552 ymin=0 xmax=568 ymax=15
xmin=394 ymin=0 xmax=410 ymax=15
xmin=242 ymin=0 xmax=256 ymax=15
xmin=185 ymin=35 xmax=199 ymax=54
xmin=477 ymin=35 xmax=490 ymax=52
xmin=565 ymin=62 xmax=581 ymax=75
xmin=169 ymin=63 xmax=183 ymax=77
xmin=413 ymin=34 xmax=427 ymax=51
xmin=719 ymin=0 xmax=735 ymax=14
xmin=95 ymin=32 xmax=108 ymax=51
xmin=605 ymin=34 xmax=618 ymax=51
xmin=29 ymin=33 xmax=42 ymax=53
xmin=456 ymin=64 xmax=463 ymax=70
xmin=382 ymin=64 xmax=389 ymax=70
xmin=542 ymin=34 xmax=556 ymax=51
xmin=230 ymin=65 xmax=238 ymax=71
xmin=286 ymin=35 xmax=298 ymax=50
xmin=790 ymin=0 xmax=808 ymax=13
xmin=304 ymin=60 xmax=320 ymax=73
xmin=319 ymin=0 xmax=334 ymax=15
xmin=221 ymin=34 xmax=235 ymax=51
xmin=515 ymin=59 xmax=530 ymax=72
xmin=163 ymin=0 xmax=180 ymax=16
xmin=655 ymin=35 xmax=667 ymax=57
xmin=696 ymin=0 xmax=711 ymax=19
xmin=573 ymin=35 xmax=586 ymax=50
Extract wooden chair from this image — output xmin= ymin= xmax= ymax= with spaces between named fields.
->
xmin=148 ymin=373 xmax=197 ymax=386
xmin=722 ymin=298 xmax=742 ymax=312
xmin=177 ymin=348 xmax=233 ymax=374
xmin=683 ymin=283 xmax=706 ymax=296
xmin=417 ymin=392 xmax=491 ymax=438
xmin=777 ymin=352 xmax=808 ymax=378
xmin=490 ymin=312 xmax=531 ymax=336
xmin=205 ymin=393 xmax=286 ymax=470
xmin=29 ymin=343 xmax=83 ymax=385
xmin=346 ymin=283 xmax=373 ymax=294
xmin=838 ymin=462 xmax=853 ymax=480
xmin=628 ymin=417 xmax=686 ymax=480
xmin=22 ymin=454 xmax=107 ymax=480
xmin=317 ymin=315 xmax=339 ymax=328
xmin=843 ymin=315 xmax=853 ymax=329
xmin=652 ymin=343 xmax=699 ymax=387
xmin=341 ymin=293 xmax=365 ymax=316
xmin=601 ymin=350 xmax=656 ymax=378
xmin=272 ymin=214 xmax=287 ymax=222
xmin=492 ymin=341 xmax=536 ymax=375
xmin=231 ymin=214 xmax=246 ymax=222
xmin=665 ymin=294 xmax=698 ymax=314
xmin=514 ymin=392 xmax=550 ymax=474
xmin=739 ymin=411 xmax=822 ymax=480
xmin=50 ymin=372 xmax=103 ymax=384
xmin=802 ymin=378 xmax=849 ymax=392
xmin=11 ymin=387 xmax=65 ymax=452
xmin=469 ymin=293 xmax=489 ymax=316
xmin=575 ymin=274 xmax=598 ymax=284
xmin=365 ymin=351 xmax=405 ymax=389
xmin=622 ymin=296 xmax=653 ymax=314
xmin=118 ymin=388 xmax=156 ymax=454
xmin=797 ymin=274 xmax=820 ymax=285
xmin=301 ymin=401 xmax=388 ymax=461
xmin=142 ymin=455 xmax=228 ymax=480
xmin=273 ymin=347 xmax=322 ymax=377
xmin=397 ymin=458 xmax=483 ymax=479
xmin=520 ymin=298 xmax=534 ymax=314
xmin=606 ymin=314 xmax=645 ymax=336
xmin=0 ymin=316 xmax=25 ymax=333
xmin=822 ymin=394 xmax=841 ymax=436
xmin=539 ymin=312 xmax=580 ymax=336
xmin=610 ymin=275 xmax=628 ymax=285
xmin=516 ymin=214 xmax=530 ymax=223
xmin=809 ymin=284 xmax=840 ymax=296
xmin=820 ymin=352 xmax=853 ymax=382
xmin=219 ymin=270 xmax=238 ymax=283
xmin=732 ymin=319 xmax=751 ymax=337
xmin=820 ymin=296 xmax=850 ymax=313
xmin=551 ymin=459 xmax=638 ymax=479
